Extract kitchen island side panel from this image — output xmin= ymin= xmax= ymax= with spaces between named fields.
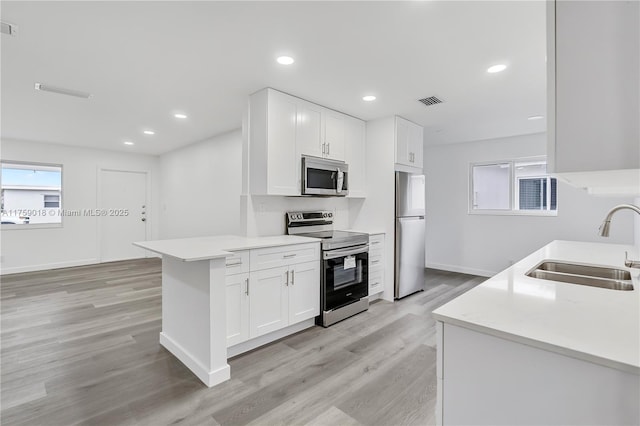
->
xmin=442 ymin=323 xmax=640 ymax=426
xmin=160 ymin=256 xmax=230 ymax=387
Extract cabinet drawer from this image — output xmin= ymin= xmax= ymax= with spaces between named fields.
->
xmin=250 ymin=243 xmax=319 ymax=271
xmin=225 ymin=250 xmax=250 ymax=276
xmin=369 ymin=234 xmax=384 ymax=249
xmin=369 ymin=252 xmax=383 ymax=268
xmin=369 ymin=266 xmax=384 ymax=295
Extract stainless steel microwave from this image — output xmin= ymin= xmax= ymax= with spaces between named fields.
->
xmin=301 ymin=155 xmax=349 ymax=196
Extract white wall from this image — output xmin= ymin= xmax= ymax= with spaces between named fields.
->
xmin=244 ymin=195 xmax=350 ymax=237
xmin=159 ymin=130 xmax=243 ymax=239
xmin=1 ymin=139 xmax=160 ymax=274
xmin=424 ymin=133 xmax=635 ymax=277
xmin=349 ymin=117 xmax=397 ymax=301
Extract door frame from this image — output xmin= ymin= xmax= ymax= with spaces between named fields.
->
xmin=96 ymin=167 xmax=152 ymax=262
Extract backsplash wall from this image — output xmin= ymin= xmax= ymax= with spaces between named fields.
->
xmin=242 ymin=195 xmax=350 ymax=237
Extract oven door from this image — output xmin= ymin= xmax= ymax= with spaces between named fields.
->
xmin=322 ymin=245 xmax=368 ymax=311
xmin=302 ymin=156 xmax=349 ymax=196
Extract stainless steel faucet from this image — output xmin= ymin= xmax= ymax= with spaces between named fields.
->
xmin=598 ymin=204 xmax=640 ymax=268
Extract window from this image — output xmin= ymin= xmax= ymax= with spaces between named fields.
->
xmin=44 ymin=194 xmax=60 ymax=208
xmin=1 ymin=161 xmax=63 ymax=226
xmin=470 ymin=158 xmax=557 ymax=215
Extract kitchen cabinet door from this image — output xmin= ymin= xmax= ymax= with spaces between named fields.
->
xmin=288 ymin=261 xmax=320 ymax=325
xmin=266 ymin=91 xmax=299 ymax=195
xmin=409 ymin=122 xmax=424 ymax=169
xmin=249 ymin=266 xmax=289 ymax=338
xmin=344 ymin=116 xmax=366 ymax=198
xmin=549 ymin=0 xmax=639 ymax=174
xmin=324 ymin=111 xmax=346 ymax=161
xmin=226 ymin=273 xmax=249 ymax=347
xmin=297 ymin=101 xmax=324 ymax=158
xmin=395 ymin=116 xmax=411 ymax=166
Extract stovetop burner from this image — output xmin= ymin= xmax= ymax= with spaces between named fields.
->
xmin=286 ymin=211 xmax=369 ymax=251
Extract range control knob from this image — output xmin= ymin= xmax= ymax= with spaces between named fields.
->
xmin=328 ymin=212 xmax=333 ymax=218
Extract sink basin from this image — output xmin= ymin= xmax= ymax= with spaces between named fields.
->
xmin=526 ymin=260 xmax=634 ymax=291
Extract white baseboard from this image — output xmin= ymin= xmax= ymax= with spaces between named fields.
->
xmin=1 ymin=254 xmax=161 ymax=276
xmin=227 ymin=318 xmax=315 ymax=358
xmin=160 ymin=332 xmax=230 ymax=388
xmin=426 ymin=262 xmax=495 ymax=278
xmin=0 ymin=258 xmax=99 ymax=275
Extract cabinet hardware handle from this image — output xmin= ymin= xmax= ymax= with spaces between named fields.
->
xmin=372 ymin=260 xmax=380 ymax=264
xmin=245 ymin=278 xmax=249 ymax=296
xmin=283 ymin=254 xmax=296 ymax=259
xmin=327 ymin=143 xmax=330 ymax=156
xmin=285 ymin=270 xmax=289 ymax=286
xmin=322 ymin=143 xmax=326 ymax=155
xmin=226 ymin=259 xmax=242 ymax=267
xmin=371 ymin=241 xmax=380 ymax=245
xmin=291 ymin=270 xmax=295 ymax=285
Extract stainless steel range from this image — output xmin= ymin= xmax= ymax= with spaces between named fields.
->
xmin=286 ymin=211 xmax=369 ymax=327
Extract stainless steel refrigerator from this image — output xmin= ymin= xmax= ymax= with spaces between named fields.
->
xmin=395 ymin=172 xmax=426 ymax=299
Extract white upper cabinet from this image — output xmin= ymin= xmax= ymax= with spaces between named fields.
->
xmin=547 ymin=1 xmax=639 ymax=193
xmin=296 ymin=100 xmax=324 ymax=158
xmin=323 ymin=111 xmax=346 ymax=161
xmin=249 ymin=89 xmax=299 ymax=196
xmin=248 ymin=88 xmax=365 ymax=196
xmin=409 ymin=120 xmax=424 ymax=169
xmin=344 ymin=115 xmax=366 ymax=198
xmin=395 ymin=116 xmax=424 ymax=170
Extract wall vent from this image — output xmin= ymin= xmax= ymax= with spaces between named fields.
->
xmin=418 ymin=96 xmax=443 ymax=106
xmin=1 ymin=21 xmax=17 ymax=36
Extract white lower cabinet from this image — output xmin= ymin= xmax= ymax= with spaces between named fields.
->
xmin=288 ymin=261 xmax=320 ymax=324
xmin=226 ymin=243 xmax=320 ymax=347
xmin=368 ymin=233 xmax=385 ymax=296
xmin=249 ymin=266 xmax=289 ymax=338
xmin=225 ymin=272 xmax=249 ymax=347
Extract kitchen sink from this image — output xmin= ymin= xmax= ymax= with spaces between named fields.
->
xmin=526 ymin=260 xmax=634 ymax=291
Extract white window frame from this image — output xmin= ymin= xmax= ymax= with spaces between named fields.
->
xmin=1 ymin=160 xmax=64 ymax=230
xmin=468 ymin=156 xmax=558 ymax=217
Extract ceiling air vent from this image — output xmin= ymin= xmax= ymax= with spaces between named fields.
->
xmin=1 ymin=21 xmax=17 ymax=36
xmin=418 ymin=96 xmax=443 ymax=107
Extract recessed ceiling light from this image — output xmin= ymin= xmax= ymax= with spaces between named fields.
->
xmin=487 ymin=64 xmax=507 ymax=73
xmin=124 ymin=141 xmax=134 ymax=146
xmin=174 ymin=113 xmax=187 ymax=119
xmin=528 ymin=115 xmax=544 ymax=120
xmin=362 ymin=95 xmax=376 ymax=102
xmin=143 ymin=130 xmax=155 ymax=135
xmin=277 ymin=56 xmax=295 ymax=65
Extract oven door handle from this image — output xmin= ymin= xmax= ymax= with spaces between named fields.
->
xmin=323 ymin=245 xmax=369 ymax=260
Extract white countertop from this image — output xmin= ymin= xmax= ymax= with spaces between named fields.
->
xmin=433 ymin=240 xmax=640 ymax=374
xmin=134 ymin=235 xmax=320 ymax=262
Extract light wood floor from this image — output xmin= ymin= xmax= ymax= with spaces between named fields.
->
xmin=1 ymin=259 xmax=485 ymax=426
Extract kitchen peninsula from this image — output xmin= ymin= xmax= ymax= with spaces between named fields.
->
xmin=134 ymin=235 xmax=320 ymax=387
xmin=433 ymin=240 xmax=640 ymax=425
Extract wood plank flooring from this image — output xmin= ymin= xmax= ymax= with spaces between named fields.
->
xmin=1 ymin=262 xmax=485 ymax=426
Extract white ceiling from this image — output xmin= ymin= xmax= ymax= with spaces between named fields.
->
xmin=1 ymin=1 xmax=546 ymax=155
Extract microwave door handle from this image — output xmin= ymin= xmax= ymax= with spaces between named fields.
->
xmin=336 ymin=169 xmax=344 ymax=193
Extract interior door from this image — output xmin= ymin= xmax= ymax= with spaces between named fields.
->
xmin=99 ymin=169 xmax=148 ymax=262
xmin=288 ymin=261 xmax=320 ymax=324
